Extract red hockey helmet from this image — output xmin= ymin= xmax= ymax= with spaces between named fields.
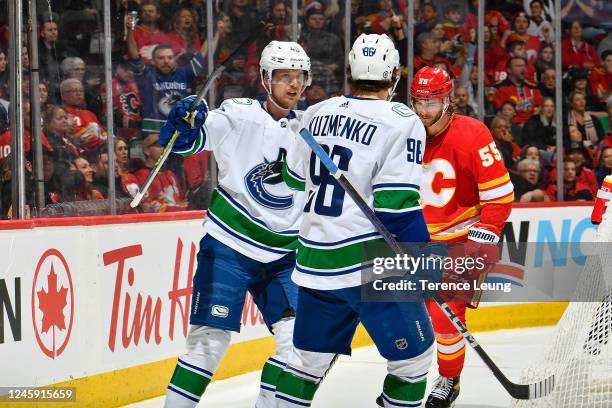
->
xmin=410 ymin=67 xmax=453 ymax=99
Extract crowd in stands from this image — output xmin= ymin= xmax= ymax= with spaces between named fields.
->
xmin=0 ymin=0 xmax=610 ymax=218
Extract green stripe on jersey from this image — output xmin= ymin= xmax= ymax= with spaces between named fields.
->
xmin=169 ymin=364 xmax=210 ymax=397
xmin=383 ymin=374 xmax=426 ymax=401
xmin=297 ymin=237 xmax=392 ymax=270
xmin=208 ymin=190 xmax=299 ymax=250
xmin=276 ymin=371 xmax=319 ymax=402
xmin=178 ymin=130 xmax=205 ymax=157
xmin=373 ymin=190 xmax=420 ymax=211
xmin=260 ymin=361 xmax=284 ymax=386
xmin=282 ymin=162 xmax=306 ymax=191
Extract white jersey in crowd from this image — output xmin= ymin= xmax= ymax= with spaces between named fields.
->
xmin=175 ymin=98 xmax=306 ymax=263
xmin=283 ymin=95 xmax=428 ymax=290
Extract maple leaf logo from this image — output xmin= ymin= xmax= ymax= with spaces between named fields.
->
xmin=37 ymin=264 xmax=68 ymax=336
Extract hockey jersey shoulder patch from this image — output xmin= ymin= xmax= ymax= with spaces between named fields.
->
xmin=230 ymin=98 xmax=254 ymax=105
xmin=391 ymin=103 xmax=415 ymax=118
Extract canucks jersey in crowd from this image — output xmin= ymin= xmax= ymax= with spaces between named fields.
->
xmin=173 ymin=97 xmax=306 ymax=262
xmin=283 ymin=95 xmax=430 ymax=290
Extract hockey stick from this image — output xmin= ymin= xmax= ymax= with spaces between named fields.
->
xmin=298 ymin=128 xmax=555 ymax=400
xmin=130 ymin=22 xmax=267 ymax=208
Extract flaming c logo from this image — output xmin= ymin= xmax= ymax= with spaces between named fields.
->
xmin=31 ymin=249 xmax=75 ymax=359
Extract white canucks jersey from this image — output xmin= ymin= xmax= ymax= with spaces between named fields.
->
xmin=283 ymin=95 xmax=430 ymax=290
xmin=175 ymin=98 xmax=306 ymax=262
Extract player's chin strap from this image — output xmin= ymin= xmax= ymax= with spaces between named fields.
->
xmin=386 ymin=75 xmax=401 ymax=101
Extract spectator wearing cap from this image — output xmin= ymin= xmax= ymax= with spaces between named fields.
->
xmin=494 ymin=56 xmax=542 ymax=125
xmin=122 ymin=133 xmax=186 ymax=212
xmin=545 ymin=159 xmax=593 ymax=201
xmin=300 ymin=5 xmax=343 ymax=77
xmin=562 ymin=21 xmax=600 ymax=71
xmin=590 ymin=50 xmax=612 ymax=107
xmin=60 ymin=78 xmax=108 ymax=151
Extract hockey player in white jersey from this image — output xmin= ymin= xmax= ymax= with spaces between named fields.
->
xmin=158 ymin=41 xmax=311 ymax=408
xmin=276 ymin=34 xmax=436 ymax=407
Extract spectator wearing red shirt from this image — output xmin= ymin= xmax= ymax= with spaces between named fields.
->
xmin=60 ymin=78 xmax=108 ymax=151
xmin=590 ymin=50 xmax=612 ymax=106
xmin=494 ymin=56 xmax=542 ymax=125
xmin=166 ymin=8 xmax=202 ymax=63
xmin=441 ymin=3 xmax=468 ymax=42
xmin=568 ymin=147 xmax=598 ymax=195
xmin=492 ymin=40 xmax=537 ymax=84
xmin=0 ymin=100 xmax=53 ymax=160
xmin=99 ymin=62 xmax=142 ymax=140
xmin=562 ymin=21 xmax=600 ymax=71
xmin=122 ymin=133 xmax=186 ymax=212
xmin=414 ymin=32 xmax=452 ymax=74
xmin=131 ymin=0 xmax=175 ymax=64
xmin=546 ymin=159 xmax=593 ymax=201
xmin=501 ymin=12 xmax=542 ymax=65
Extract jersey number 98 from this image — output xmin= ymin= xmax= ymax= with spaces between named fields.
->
xmin=406 ymin=138 xmax=423 ymax=164
xmin=305 ymin=144 xmax=353 ymax=217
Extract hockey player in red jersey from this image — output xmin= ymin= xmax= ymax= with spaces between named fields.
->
xmin=411 ymin=67 xmax=514 ymax=407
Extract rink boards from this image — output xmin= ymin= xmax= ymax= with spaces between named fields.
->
xmin=0 ymin=203 xmax=595 ymax=407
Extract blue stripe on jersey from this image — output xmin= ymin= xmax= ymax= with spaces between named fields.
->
xmin=299 ymin=231 xmax=381 ymax=247
xmin=286 ymin=366 xmax=323 ymax=380
xmin=295 ymin=263 xmax=374 ymax=277
xmin=178 ymin=358 xmax=213 ymax=378
xmin=206 ymin=213 xmax=292 ymax=255
xmin=374 ymin=209 xmax=430 ymax=243
xmin=261 ymin=384 xmax=276 ymax=392
xmin=286 ymin=164 xmax=306 ymax=181
xmin=381 ymin=394 xmax=421 ymax=407
xmin=373 ymin=183 xmax=420 ymax=191
xmin=217 ymin=187 xmax=299 ymax=235
xmin=167 ymin=385 xmax=200 ymax=403
xmin=275 ymin=394 xmax=311 ymax=407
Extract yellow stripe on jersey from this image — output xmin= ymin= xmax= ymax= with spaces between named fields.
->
xmin=478 ymin=173 xmax=511 ymax=190
xmin=480 ymin=192 xmax=515 ymax=205
xmin=427 ymin=205 xmax=481 ymax=234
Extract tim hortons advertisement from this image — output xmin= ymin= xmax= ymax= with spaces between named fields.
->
xmin=0 ymin=204 xmax=594 ymax=387
xmin=0 ymin=217 xmax=269 ymax=388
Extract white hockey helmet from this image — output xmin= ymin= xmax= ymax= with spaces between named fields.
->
xmin=260 ymin=41 xmax=312 ymax=87
xmin=348 ymin=33 xmax=400 ymax=82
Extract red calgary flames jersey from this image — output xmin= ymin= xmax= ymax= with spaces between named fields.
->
xmin=421 ymin=114 xmax=514 ymax=242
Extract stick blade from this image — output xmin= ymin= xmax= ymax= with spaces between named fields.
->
xmin=510 ymin=374 xmax=555 ymax=400
xmin=130 ymin=192 xmax=144 ymax=208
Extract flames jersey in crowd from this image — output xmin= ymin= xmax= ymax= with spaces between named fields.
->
xmin=421 ymin=114 xmax=514 ymax=242
xmin=63 ymin=106 xmax=107 ymax=151
xmin=122 ymin=167 xmax=186 ymax=213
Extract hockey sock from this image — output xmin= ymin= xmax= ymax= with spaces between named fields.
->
xmin=165 ymin=358 xmax=213 ymax=408
xmin=436 ymin=334 xmax=466 ymax=377
xmin=380 ymin=374 xmax=427 ymax=408
xmin=275 ymin=371 xmax=319 ymax=407
xmin=260 ymin=357 xmax=285 ymax=392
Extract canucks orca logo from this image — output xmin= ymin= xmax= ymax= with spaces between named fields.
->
xmin=244 ymin=149 xmax=293 ymax=209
